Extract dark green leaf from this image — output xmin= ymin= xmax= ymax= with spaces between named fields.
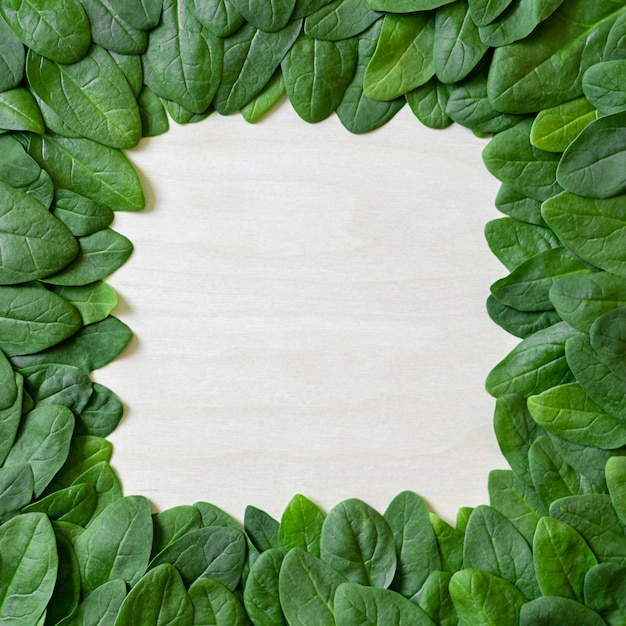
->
xmin=304 ymin=0 xmax=381 ymax=41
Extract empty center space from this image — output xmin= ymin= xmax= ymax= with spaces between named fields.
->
xmin=101 ymin=105 xmax=515 ymax=521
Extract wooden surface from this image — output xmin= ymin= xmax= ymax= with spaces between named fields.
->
xmin=96 ymin=103 xmax=519 ymax=524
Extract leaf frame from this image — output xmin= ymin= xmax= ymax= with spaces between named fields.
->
xmin=0 ymin=0 xmax=625 ymax=622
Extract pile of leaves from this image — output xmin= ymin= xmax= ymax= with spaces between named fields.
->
xmin=0 ymin=0 xmax=625 ymax=623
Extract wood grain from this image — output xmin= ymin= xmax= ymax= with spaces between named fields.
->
xmin=97 ymin=103 xmax=519 ymax=523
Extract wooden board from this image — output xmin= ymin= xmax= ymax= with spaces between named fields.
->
xmin=97 ymin=103 xmax=519 ymax=523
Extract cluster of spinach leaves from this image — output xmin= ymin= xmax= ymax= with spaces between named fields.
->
xmin=0 ymin=0 xmax=625 ymax=623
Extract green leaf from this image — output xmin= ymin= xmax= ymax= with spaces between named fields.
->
xmin=463 ymin=505 xmax=539 ymax=599
xmin=0 ymin=88 xmax=44 ymax=134
xmin=0 ymin=0 xmax=91 ymax=63
xmin=28 ymin=134 xmax=145 ymax=212
xmin=334 ymin=582 xmax=436 ymax=625
xmin=77 ymin=382 xmax=124 ymax=437
xmin=21 ymin=362 xmax=93 ymax=414
xmin=487 ymin=296 xmax=561 ymax=338
xmin=4 ymin=404 xmax=74 ymax=496
xmin=549 ymin=271 xmax=626 ymax=333
xmin=477 ymin=0 xmax=566 ymax=48
xmin=485 ymin=321 xmax=576 ymax=398
xmin=214 ymin=20 xmax=301 ymax=115
xmin=494 ymin=184 xmax=544 ymax=226
xmin=528 ymin=382 xmax=626 ymax=449
xmin=277 ymin=493 xmax=324 ymax=556
xmin=319 ymin=498 xmax=396 ymax=588
xmin=229 ymin=0 xmax=296 ymax=32
xmin=0 ymin=15 xmax=24 ymax=92
xmin=49 ymin=281 xmax=117 ymax=326
xmin=148 ymin=526 xmax=247 ymax=591
xmin=384 ymin=490 xmax=441 ymax=599
xmin=405 ymin=78 xmax=451 ymax=129
xmin=23 ymin=483 xmax=96 ymax=526
xmin=606 ymin=456 xmax=626 ymax=527
xmin=434 ymin=1 xmax=488 ymax=84
xmin=584 ymin=562 xmax=626 ymax=615
xmin=74 ymin=495 xmax=152 ymax=594
xmin=57 ymin=578 xmax=127 ymax=626
xmin=487 ymin=1 xmax=626 ymax=113
xmin=244 ymin=505 xmax=279 ymax=553
xmin=557 ymin=112 xmax=626 ymax=199
xmin=151 ymin=505 xmax=203 ymax=558
xmin=240 ymin=70 xmax=286 ymax=123
xmin=0 ymin=463 xmax=34 ymax=522
xmin=190 ymin=0 xmax=244 ymax=37
xmin=0 ymin=347 xmax=16 ymax=410
xmin=42 ymin=228 xmax=133 ymax=287
xmin=550 ymin=494 xmax=626 ymax=564
xmin=0 ymin=183 xmax=79 ymax=285
xmin=77 ymin=0 xmax=147 ymax=55
xmin=418 ymin=571 xmax=457 ymax=626
xmin=278 ymin=548 xmax=345 ymax=626
xmin=485 ymin=217 xmax=561 ymax=272
xmin=0 ymin=513 xmax=58 ymax=624
xmin=142 ymin=0 xmax=223 ymax=114
xmin=189 ymin=578 xmax=248 ymax=626
xmin=520 ymin=595 xmax=606 ymax=625
xmin=530 ymin=96 xmax=599 ymax=153
xmin=104 ymin=0 xmax=163 ymax=30
xmin=0 ymin=134 xmax=41 ymax=187
xmin=363 ymin=12 xmax=434 ymax=101
xmin=243 ymin=547 xmax=287 ymax=626
xmin=336 ymin=21 xmax=405 ymax=134
xmin=46 ymin=530 xmax=81 ymax=625
xmin=115 ymin=563 xmax=194 ymax=626
xmin=304 ymin=0 xmax=381 ymax=41
xmin=583 ymin=59 xmax=626 ymax=115
xmin=449 ymin=568 xmax=527 ymax=626
xmin=137 ymin=85 xmax=170 ymax=137
xmin=482 ymin=118 xmax=562 ymax=202
xmin=488 ymin=469 xmax=545 ymax=544
xmin=468 ymin=0 xmax=512 ymax=27
xmin=533 ymin=515 xmax=597 ymax=600
xmin=282 ymin=33 xmax=358 ymax=123
xmin=0 ymin=372 xmax=23 ymax=466
xmin=428 ymin=513 xmax=463 ymax=573
xmin=26 ymin=46 xmax=142 ymax=150
xmin=11 ymin=315 xmax=132 ymax=372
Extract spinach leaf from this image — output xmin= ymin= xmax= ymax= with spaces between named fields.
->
xmin=584 ymin=562 xmax=626 ymax=618
xmin=0 ymin=15 xmax=24 ymax=92
xmin=0 ymin=284 xmax=81 ymax=357
xmin=482 ymin=118 xmax=562 ymax=202
xmin=151 ymin=505 xmax=203 ymax=558
xmin=418 ymin=571 xmax=457 ymax=626
xmin=190 ymin=0 xmax=244 ymax=37
xmin=487 ymin=1 xmax=626 ymax=113
xmin=278 ymin=493 xmax=324 ymax=556
xmin=449 ymin=568 xmax=527 ymax=625
xmin=485 ymin=321 xmax=576 ymax=398
xmin=0 ymin=372 xmax=23 ymax=466
xmin=243 ymin=548 xmax=287 ymax=625
xmin=4 ymin=404 xmax=75 ymax=497
xmin=76 ymin=382 xmax=124 ymax=438
xmin=384 ymin=490 xmax=441 ymax=599
xmin=533 ymin=515 xmax=597 ymax=600
xmin=26 ymin=46 xmax=142 ymax=150
xmin=105 ymin=0 xmax=163 ymax=30
xmin=434 ymin=1 xmax=488 ymax=85
xmin=229 ymin=0 xmax=296 ymax=32
xmin=336 ymin=21 xmax=405 ymax=134
xmin=528 ymin=382 xmax=626 ymax=449
xmin=0 ymin=134 xmax=41 ymax=187
xmin=520 ymin=595 xmax=607 ymax=625
xmin=148 ymin=526 xmax=247 ymax=590
xmin=467 ymin=0 xmax=512 ymax=27
xmin=428 ymin=513 xmax=463 ymax=573
xmin=77 ymin=0 xmax=148 ymax=55
xmin=115 ymin=563 xmax=194 ymax=626
xmin=606 ymin=456 xmax=626 ymax=527
xmin=0 ymin=0 xmax=91 ymax=64
xmin=49 ymin=281 xmax=118 ymax=326
xmin=23 ymin=483 xmax=96 ymax=526
xmin=240 ymin=70 xmax=286 ymax=123
xmin=0 ymin=88 xmax=44 ymax=134
xmin=549 ymin=271 xmax=626 ymax=333
xmin=56 ymin=578 xmax=127 ymax=626
xmin=494 ymin=185 xmax=545 ymax=226
xmin=304 ymin=0 xmax=381 ymax=41
xmin=0 ymin=347 xmax=16 ymax=410
xmin=363 ymin=12 xmax=434 ymax=101
xmin=214 ymin=20 xmax=301 ymax=115
xmin=142 ymin=0 xmax=223 ymax=114
xmin=137 ymin=85 xmax=170 ymax=137
xmin=0 ymin=513 xmax=58 ymax=624
xmin=463 ymin=504 xmax=539 ymax=599
xmin=0 ymin=463 xmax=34 ymax=523
xmin=333 ymin=582 xmax=436 ymax=625
xmin=244 ymin=505 xmax=279 ymax=553
xmin=278 ymin=548 xmax=345 ymax=626
xmin=319 ymin=498 xmax=396 ymax=588
xmin=583 ymin=59 xmax=626 ymax=116
xmin=46 ymin=530 xmax=81 ymax=625
xmin=189 ymin=578 xmax=249 ymax=626
xmin=74 ymin=495 xmax=152 ymax=594
xmin=487 ymin=296 xmax=561 ymax=338
xmin=530 ymin=96 xmax=598 ymax=153
xmin=557 ymin=112 xmax=626 ymax=199
xmin=28 ymin=134 xmax=145 ymax=212
xmin=405 ymin=78 xmax=452 ymax=129
xmin=282 ymin=34 xmax=358 ymax=122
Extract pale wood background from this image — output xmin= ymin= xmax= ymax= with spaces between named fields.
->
xmin=96 ymin=103 xmax=519 ymax=524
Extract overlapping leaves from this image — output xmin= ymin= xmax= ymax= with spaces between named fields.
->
xmin=0 ymin=0 xmax=624 ymax=623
